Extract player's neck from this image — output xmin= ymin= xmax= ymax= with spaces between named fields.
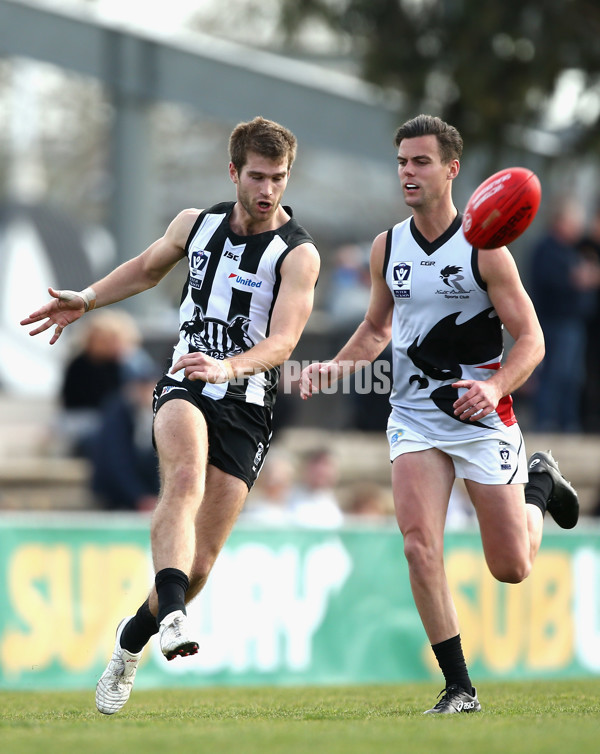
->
xmin=230 ymin=203 xmax=290 ymax=236
xmin=412 ymin=203 xmax=458 ymax=243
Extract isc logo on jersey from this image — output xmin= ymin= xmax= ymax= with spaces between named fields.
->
xmin=229 ymin=272 xmax=263 ymax=289
xmin=392 ymin=262 xmax=412 ymax=298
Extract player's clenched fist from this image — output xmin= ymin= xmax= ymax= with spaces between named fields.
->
xmin=170 ymin=353 xmax=234 ymax=383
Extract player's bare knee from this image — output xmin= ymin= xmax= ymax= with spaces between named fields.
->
xmin=162 ymin=463 xmax=204 ymax=502
xmin=489 ymin=558 xmax=531 ymax=584
xmin=402 ymin=532 xmax=442 ymax=575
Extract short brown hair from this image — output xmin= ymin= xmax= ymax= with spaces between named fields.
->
xmin=229 ymin=116 xmax=297 ymax=173
xmin=394 ymin=114 xmax=463 ymax=163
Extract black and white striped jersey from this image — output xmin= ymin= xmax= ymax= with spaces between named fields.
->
xmin=169 ymin=201 xmax=314 ymax=408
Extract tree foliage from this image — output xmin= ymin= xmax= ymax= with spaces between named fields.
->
xmin=278 ymin=0 xmax=600 ymax=155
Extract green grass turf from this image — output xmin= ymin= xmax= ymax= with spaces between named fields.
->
xmin=1 ymin=680 xmax=599 ymax=754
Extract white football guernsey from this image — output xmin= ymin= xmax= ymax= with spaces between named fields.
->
xmin=384 ymin=213 xmax=517 ymax=440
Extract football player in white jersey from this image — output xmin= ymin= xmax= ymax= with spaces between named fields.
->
xmin=300 ymin=114 xmax=578 ymax=714
xmin=22 ymin=117 xmax=320 ymax=714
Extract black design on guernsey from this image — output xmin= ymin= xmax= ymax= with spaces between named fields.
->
xmin=181 ymin=306 xmax=254 ymax=359
xmin=407 ymin=307 xmax=502 ymax=427
xmin=174 ymin=202 xmax=314 ymax=408
xmin=440 ymin=265 xmax=463 ymax=287
xmin=410 ymin=213 xmax=463 ymax=255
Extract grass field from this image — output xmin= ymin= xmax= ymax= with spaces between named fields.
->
xmin=1 ymin=680 xmax=599 ymax=754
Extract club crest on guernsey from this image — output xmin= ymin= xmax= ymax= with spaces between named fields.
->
xmin=181 ymin=305 xmax=255 ymax=359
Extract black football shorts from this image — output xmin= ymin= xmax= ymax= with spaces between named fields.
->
xmin=152 ymin=375 xmax=272 ymax=489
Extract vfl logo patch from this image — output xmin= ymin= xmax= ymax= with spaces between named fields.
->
xmin=392 ymin=262 xmax=412 ymax=298
xmin=189 ymin=249 xmax=211 ymax=289
xmin=499 ymin=447 xmax=512 ymax=470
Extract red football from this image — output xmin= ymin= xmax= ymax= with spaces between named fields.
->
xmin=462 ymin=167 xmax=542 ymax=249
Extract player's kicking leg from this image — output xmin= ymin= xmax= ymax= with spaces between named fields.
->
xmin=95 ymin=617 xmax=142 ymax=715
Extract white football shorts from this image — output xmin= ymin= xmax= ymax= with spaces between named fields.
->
xmin=386 ymin=407 xmax=528 ymax=484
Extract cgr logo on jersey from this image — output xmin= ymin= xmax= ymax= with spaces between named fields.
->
xmin=229 ymin=272 xmax=263 ymax=289
xmin=392 ymin=262 xmax=412 ymax=298
xmin=189 ymin=249 xmax=211 ymax=289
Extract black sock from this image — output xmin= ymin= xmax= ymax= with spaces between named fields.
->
xmin=120 ymin=598 xmax=159 ymax=653
xmin=525 ymin=471 xmax=553 ymax=517
xmin=155 ymin=567 xmax=189 ymax=625
xmin=431 ymin=634 xmax=472 ymax=693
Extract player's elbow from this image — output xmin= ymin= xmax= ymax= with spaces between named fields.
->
xmin=532 ymin=333 xmax=545 ymax=368
xmin=537 ymin=335 xmax=545 ymax=365
xmin=363 ymin=316 xmax=392 ymax=347
xmin=269 ymin=333 xmax=299 ymax=366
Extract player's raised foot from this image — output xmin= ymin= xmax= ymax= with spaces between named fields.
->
xmin=528 ymin=450 xmax=579 ymax=529
xmin=424 ymin=684 xmax=481 ymax=715
xmin=159 ymin=610 xmax=199 ymax=661
xmin=95 ymin=617 xmax=142 ymax=715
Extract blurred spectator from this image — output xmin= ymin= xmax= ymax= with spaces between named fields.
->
xmin=341 ymin=481 xmax=393 ymax=522
xmin=243 ymin=448 xmax=296 ymax=525
xmin=58 ymin=309 xmax=153 ymax=456
xmin=89 ymin=358 xmax=161 ymax=512
xmin=576 ymin=205 xmax=600 ymax=432
xmin=287 ymin=447 xmax=344 ymax=528
xmin=327 ymin=243 xmax=372 ymax=334
xmin=528 ymin=199 xmax=599 ymax=432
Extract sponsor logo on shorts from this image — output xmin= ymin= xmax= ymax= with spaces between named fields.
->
xmin=390 ymin=431 xmax=404 ymax=444
xmin=160 ymin=385 xmax=187 ymax=397
xmin=252 ymin=442 xmax=265 ymax=472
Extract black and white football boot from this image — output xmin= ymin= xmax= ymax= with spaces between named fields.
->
xmin=528 ymin=450 xmax=579 ymax=529
xmin=424 ymin=685 xmax=481 ymax=715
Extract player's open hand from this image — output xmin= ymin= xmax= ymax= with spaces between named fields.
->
xmin=20 ymin=287 xmax=87 ymax=344
xmin=299 ymin=361 xmax=340 ymax=400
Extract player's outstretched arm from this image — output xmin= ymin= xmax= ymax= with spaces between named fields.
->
xmin=20 ymin=209 xmax=199 ymax=344
xmin=20 ymin=287 xmax=92 ymax=344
